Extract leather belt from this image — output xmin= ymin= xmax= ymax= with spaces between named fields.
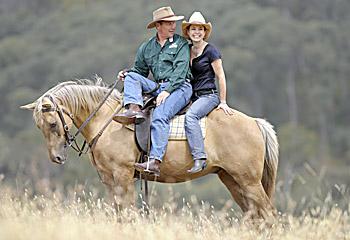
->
xmin=158 ymin=79 xmax=191 ymax=83
xmin=158 ymin=79 xmax=168 ymax=83
xmin=194 ymin=88 xmax=218 ymax=97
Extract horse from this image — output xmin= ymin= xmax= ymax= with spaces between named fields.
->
xmin=21 ymin=78 xmax=279 ymax=218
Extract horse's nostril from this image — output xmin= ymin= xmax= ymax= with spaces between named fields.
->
xmin=54 ymin=155 xmax=65 ymax=164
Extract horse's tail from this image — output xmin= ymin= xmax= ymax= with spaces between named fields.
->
xmin=255 ymin=118 xmax=279 ymax=201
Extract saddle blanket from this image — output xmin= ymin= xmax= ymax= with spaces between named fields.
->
xmin=126 ymin=114 xmax=206 ymax=141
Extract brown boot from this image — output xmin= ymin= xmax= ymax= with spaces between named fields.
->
xmin=113 ymin=104 xmax=146 ymax=125
xmin=135 ymin=159 xmax=161 ymax=177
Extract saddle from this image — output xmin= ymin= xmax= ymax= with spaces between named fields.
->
xmin=130 ymin=92 xmax=206 ymax=179
xmin=134 ymin=94 xmax=191 ymax=153
xmin=124 ymin=82 xmax=206 ymax=173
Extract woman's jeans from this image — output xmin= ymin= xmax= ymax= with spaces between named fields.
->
xmin=123 ymin=72 xmax=192 ymax=161
xmin=185 ymin=93 xmax=220 ymax=161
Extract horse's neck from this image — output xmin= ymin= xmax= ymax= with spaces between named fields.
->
xmin=72 ymin=102 xmax=121 ymax=143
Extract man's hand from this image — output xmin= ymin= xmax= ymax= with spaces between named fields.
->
xmin=117 ymin=70 xmax=128 ymax=81
xmin=156 ymin=91 xmax=170 ymax=106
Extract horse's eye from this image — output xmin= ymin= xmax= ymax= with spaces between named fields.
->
xmin=49 ymin=122 xmax=57 ymax=129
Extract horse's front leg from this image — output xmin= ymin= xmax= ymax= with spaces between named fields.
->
xmin=98 ymin=167 xmax=135 ymax=210
xmin=110 ymin=165 xmax=136 ymax=209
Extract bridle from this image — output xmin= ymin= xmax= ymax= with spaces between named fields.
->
xmin=41 ymin=80 xmax=123 ymax=157
xmin=42 ymin=94 xmax=88 ymax=154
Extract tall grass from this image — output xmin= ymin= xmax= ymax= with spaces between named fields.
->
xmin=0 ymin=183 xmax=349 ymax=240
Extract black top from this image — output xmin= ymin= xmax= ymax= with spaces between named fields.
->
xmin=190 ymin=43 xmax=222 ymax=91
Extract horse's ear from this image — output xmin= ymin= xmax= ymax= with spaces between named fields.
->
xmin=20 ymin=102 xmax=36 ymax=111
xmin=41 ymin=98 xmax=52 ymax=109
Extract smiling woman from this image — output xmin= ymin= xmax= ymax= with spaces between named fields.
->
xmin=181 ymin=12 xmax=235 ymax=174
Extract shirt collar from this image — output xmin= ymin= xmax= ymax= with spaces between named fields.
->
xmin=155 ymin=34 xmax=174 ymax=44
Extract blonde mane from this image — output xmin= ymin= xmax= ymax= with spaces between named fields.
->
xmin=33 ymin=77 xmax=122 ymax=123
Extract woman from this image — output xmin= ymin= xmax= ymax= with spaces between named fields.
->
xmin=182 ymin=11 xmax=234 ymax=173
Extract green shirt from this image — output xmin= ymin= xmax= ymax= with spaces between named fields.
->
xmin=129 ymin=34 xmax=192 ymax=93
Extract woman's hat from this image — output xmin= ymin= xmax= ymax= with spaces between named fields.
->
xmin=147 ymin=6 xmax=184 ymax=29
xmin=182 ymin=11 xmax=212 ymax=40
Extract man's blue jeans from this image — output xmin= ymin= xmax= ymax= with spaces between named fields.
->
xmin=123 ymin=72 xmax=192 ymax=161
xmin=185 ymin=93 xmax=220 ymax=160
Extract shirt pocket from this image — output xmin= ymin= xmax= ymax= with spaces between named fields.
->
xmin=162 ymin=50 xmax=176 ymax=63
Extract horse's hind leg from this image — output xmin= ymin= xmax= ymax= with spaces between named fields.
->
xmin=218 ymin=169 xmax=249 ymax=212
xmin=218 ymin=169 xmax=275 ymax=219
xmin=239 ymin=182 xmax=275 ymax=219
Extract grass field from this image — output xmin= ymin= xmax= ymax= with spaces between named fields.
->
xmin=0 ymin=184 xmax=349 ymax=240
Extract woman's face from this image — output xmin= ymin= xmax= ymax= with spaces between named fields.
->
xmin=187 ymin=24 xmax=206 ymax=42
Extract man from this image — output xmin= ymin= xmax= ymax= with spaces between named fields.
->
xmin=113 ymin=6 xmax=192 ymax=176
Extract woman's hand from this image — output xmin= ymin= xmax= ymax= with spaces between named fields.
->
xmin=216 ymin=102 xmax=234 ymax=115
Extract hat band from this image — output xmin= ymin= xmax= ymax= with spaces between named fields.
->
xmin=189 ymin=21 xmax=206 ymax=25
xmin=154 ymin=14 xmax=175 ymax=21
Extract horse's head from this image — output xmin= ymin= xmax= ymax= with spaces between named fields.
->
xmin=21 ymin=78 xmax=123 ymax=164
xmin=21 ymin=96 xmax=74 ymax=165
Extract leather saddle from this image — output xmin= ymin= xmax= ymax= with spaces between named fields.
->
xmin=135 ymin=93 xmax=191 ymax=155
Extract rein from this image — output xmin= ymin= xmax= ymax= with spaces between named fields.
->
xmin=42 ymin=79 xmax=122 ymax=156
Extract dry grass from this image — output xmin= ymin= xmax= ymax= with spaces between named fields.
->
xmin=0 ymin=185 xmax=349 ymax=240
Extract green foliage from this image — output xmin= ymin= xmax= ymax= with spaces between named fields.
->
xmin=279 ymin=123 xmax=319 ymax=166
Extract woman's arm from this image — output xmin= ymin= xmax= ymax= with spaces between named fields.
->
xmin=211 ymin=59 xmax=234 ymax=115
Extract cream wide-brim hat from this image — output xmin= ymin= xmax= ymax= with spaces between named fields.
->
xmin=147 ymin=6 xmax=184 ymax=29
xmin=182 ymin=11 xmax=212 ymax=41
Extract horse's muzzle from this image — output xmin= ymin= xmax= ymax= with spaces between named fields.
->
xmin=52 ymin=155 xmax=66 ymax=165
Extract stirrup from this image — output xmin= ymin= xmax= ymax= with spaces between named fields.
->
xmin=144 ymin=169 xmax=160 ymax=177
xmin=143 ymin=156 xmax=160 ymax=177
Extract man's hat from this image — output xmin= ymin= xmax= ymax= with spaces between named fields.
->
xmin=182 ymin=12 xmax=212 ymax=41
xmin=147 ymin=6 xmax=184 ymax=29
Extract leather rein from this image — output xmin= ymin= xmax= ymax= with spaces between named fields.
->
xmin=42 ymin=80 xmax=123 ymax=157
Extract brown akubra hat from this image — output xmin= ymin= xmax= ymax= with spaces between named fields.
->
xmin=147 ymin=6 xmax=184 ymax=29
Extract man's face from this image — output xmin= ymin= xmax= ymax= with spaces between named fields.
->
xmin=156 ymin=21 xmax=176 ymax=39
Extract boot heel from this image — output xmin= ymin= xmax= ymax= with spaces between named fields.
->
xmin=202 ymin=161 xmax=207 ymax=170
xmin=187 ymin=160 xmax=207 ymax=174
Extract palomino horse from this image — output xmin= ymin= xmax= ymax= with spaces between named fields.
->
xmin=21 ymin=78 xmax=279 ymax=218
